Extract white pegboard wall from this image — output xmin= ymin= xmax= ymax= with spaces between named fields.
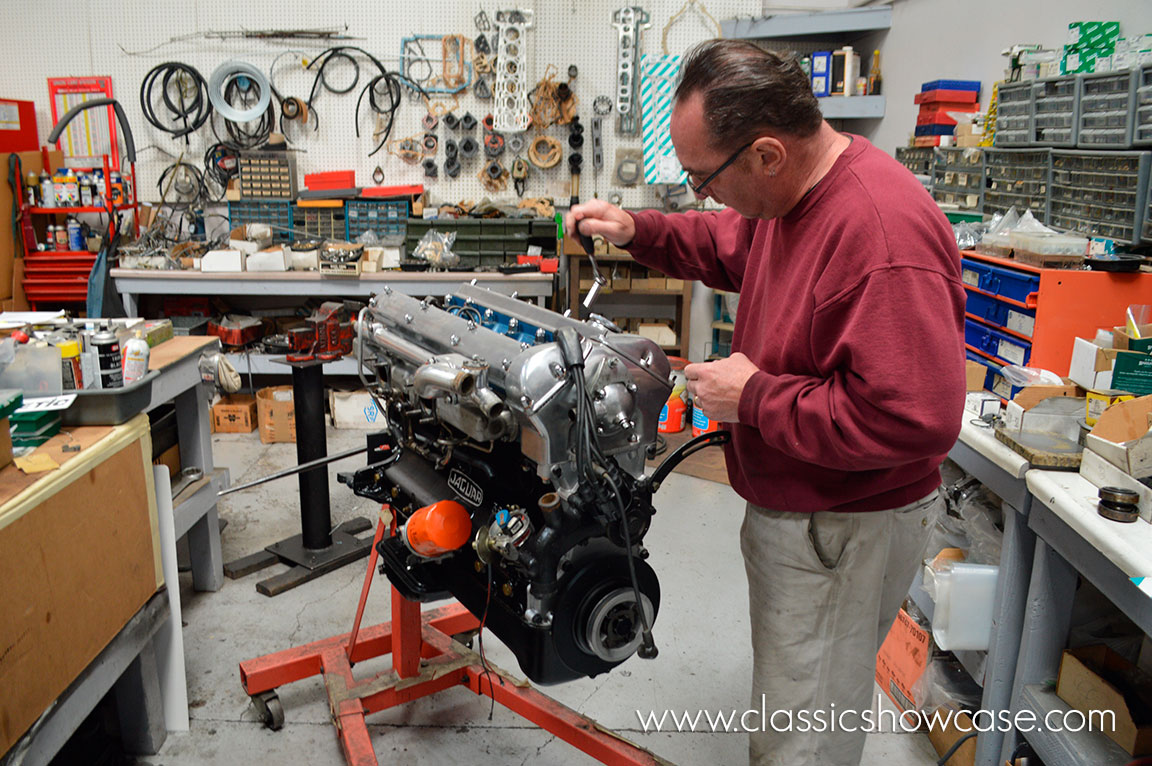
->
xmin=1 ymin=0 xmax=759 ymax=215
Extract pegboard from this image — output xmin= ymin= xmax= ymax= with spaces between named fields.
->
xmin=1 ymin=0 xmax=760 ymax=218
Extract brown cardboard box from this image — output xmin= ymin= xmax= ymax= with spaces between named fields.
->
xmin=1057 ymin=645 xmax=1152 ymax=755
xmin=1 ymin=150 xmax=64 ymax=304
xmin=1011 ymin=379 xmax=1084 ymax=411
xmin=965 ymin=360 xmax=985 ymax=392
xmin=610 ymin=262 xmax=631 ymax=290
xmin=665 ymin=277 xmax=685 ymax=291
xmin=258 ymin=386 xmax=296 ymax=444
xmin=926 ymin=704 xmax=977 ymax=766
xmin=1113 ymin=324 xmax=1152 ymax=353
xmin=0 ymin=417 xmax=161 ymax=754
xmin=212 ymin=394 xmax=258 ymax=433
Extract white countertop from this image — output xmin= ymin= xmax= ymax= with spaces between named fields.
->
xmin=957 ymin=416 xmax=1030 ymax=480
xmin=1026 ymin=469 xmax=1152 ymax=578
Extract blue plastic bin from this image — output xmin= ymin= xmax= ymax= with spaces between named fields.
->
xmin=965 ymin=319 xmax=1032 ymax=367
xmin=963 ymin=289 xmax=1036 ymax=337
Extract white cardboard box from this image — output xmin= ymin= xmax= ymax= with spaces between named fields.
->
xmin=201 ymin=249 xmax=244 ymax=272
xmin=329 ymin=390 xmax=386 ymax=430
xmin=1079 ymin=449 xmax=1152 ymax=523
xmin=246 ymin=247 xmax=287 ymax=272
xmin=1084 ymin=395 xmax=1152 ymax=480
xmin=1069 ymin=336 xmax=1115 ymax=390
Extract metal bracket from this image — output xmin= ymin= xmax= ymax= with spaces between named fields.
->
xmin=613 ymin=6 xmax=650 ymax=135
xmin=493 ymin=9 xmax=534 ymax=133
xmin=591 ymin=117 xmax=604 ymax=171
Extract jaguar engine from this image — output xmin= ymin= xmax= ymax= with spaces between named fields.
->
xmin=341 ymin=282 xmax=687 ymax=685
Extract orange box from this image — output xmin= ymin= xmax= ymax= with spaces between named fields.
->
xmin=212 ymin=395 xmax=257 ymax=433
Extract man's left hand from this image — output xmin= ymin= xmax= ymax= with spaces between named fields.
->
xmin=684 ymin=352 xmax=759 ymax=424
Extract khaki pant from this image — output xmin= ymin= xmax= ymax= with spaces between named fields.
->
xmin=741 ymin=489 xmax=942 ymax=766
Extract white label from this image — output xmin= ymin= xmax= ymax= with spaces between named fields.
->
xmin=998 ymin=339 xmax=1026 ymax=366
xmin=962 ymin=268 xmax=980 ymax=287
xmin=992 ymin=376 xmax=1012 ymax=398
xmin=16 ymin=394 xmax=78 ymax=413
xmin=812 ymin=56 xmax=828 ymax=74
xmin=273 ymin=390 xmax=292 ymax=402
xmin=0 ymin=103 xmax=18 ymax=130
xmin=1007 ymin=310 xmax=1035 ymax=337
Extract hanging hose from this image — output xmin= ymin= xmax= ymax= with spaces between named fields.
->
xmin=139 ymin=62 xmax=212 ymax=143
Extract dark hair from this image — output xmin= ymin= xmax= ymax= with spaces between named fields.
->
xmin=675 ymin=39 xmax=823 ymax=148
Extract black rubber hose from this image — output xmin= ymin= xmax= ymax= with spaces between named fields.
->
xmin=48 ymin=98 xmax=136 ymax=163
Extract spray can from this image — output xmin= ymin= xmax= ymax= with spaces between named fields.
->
xmin=691 ymin=402 xmax=721 ymax=437
xmin=122 ymin=331 xmax=150 ymax=385
xmin=25 ymin=171 xmax=39 ymax=205
xmin=91 ymin=328 xmax=123 ymax=388
xmin=79 ymin=329 xmax=100 ymax=389
xmin=58 ymin=339 xmax=84 ymax=390
xmin=66 ymin=217 xmax=83 ymax=251
xmin=109 ymin=172 xmax=125 ymax=205
xmin=39 ymin=172 xmax=54 ymax=208
xmin=54 ymin=225 xmax=69 ymax=251
xmin=79 ymin=174 xmax=94 ymax=206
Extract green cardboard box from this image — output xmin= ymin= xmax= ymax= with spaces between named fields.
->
xmin=1112 ymin=352 xmax=1152 ymax=397
xmin=1068 ymin=21 xmax=1121 ymax=48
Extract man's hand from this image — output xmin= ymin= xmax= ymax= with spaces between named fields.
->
xmin=565 ymin=199 xmax=636 ymax=247
xmin=684 ymin=353 xmax=759 ymax=424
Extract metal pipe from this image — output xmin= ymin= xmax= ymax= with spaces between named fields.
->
xmin=217 ymin=445 xmax=370 ymax=497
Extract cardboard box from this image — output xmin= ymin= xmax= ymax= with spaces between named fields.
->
xmin=257 ymin=386 xmax=296 ymax=444
xmin=1085 ymin=395 xmax=1152 ymax=479
xmin=665 ymin=277 xmax=685 ymax=291
xmin=0 ymin=416 xmax=161 ymax=754
xmin=1012 ymin=380 xmax=1084 ymax=411
xmin=1079 ymin=448 xmax=1152 ymax=523
xmin=1113 ymin=352 xmax=1152 ymax=396
xmin=212 ymin=394 xmax=258 ymax=433
xmin=1086 ymin=389 xmax=1136 ymax=426
xmin=246 ymin=246 xmax=287 ymax=272
xmin=638 ymin=323 xmax=677 ymax=348
xmin=1057 ymin=645 xmax=1152 ymax=756
xmin=965 ymin=360 xmax=986 ymax=392
xmin=610 ymin=263 xmax=631 ymax=291
xmin=1069 ymin=337 xmax=1119 ymax=390
xmin=201 ymin=249 xmax=245 ymax=272
xmin=926 ymin=704 xmax=977 ymax=766
xmin=229 ymin=225 xmax=271 ymax=255
xmin=329 ymin=390 xmax=385 ymax=429
xmin=875 ymin=607 xmax=931 ymax=712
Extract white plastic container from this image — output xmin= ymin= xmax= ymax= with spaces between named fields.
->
xmin=122 ymin=331 xmax=151 ymax=385
xmin=923 ymin=561 xmax=999 ymax=651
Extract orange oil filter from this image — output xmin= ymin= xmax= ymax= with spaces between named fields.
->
xmin=403 ymin=500 xmax=472 ymax=557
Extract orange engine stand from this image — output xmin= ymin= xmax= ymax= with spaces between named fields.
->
xmin=238 ymin=508 xmax=670 ymax=766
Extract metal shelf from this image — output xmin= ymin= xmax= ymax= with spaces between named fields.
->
xmin=818 ymin=95 xmax=885 ymax=119
xmin=1018 ymin=685 xmax=1130 ymax=766
xmin=225 ymin=352 xmax=362 ymax=377
xmin=722 ymin=7 xmax=891 ymax=39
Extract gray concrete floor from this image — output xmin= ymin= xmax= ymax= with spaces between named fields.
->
xmin=137 ymin=427 xmax=941 ymax=766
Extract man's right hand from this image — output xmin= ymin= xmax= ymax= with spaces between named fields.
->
xmin=565 ymin=200 xmax=636 ymax=248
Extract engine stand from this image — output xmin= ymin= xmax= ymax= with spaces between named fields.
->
xmin=238 ymin=509 xmax=671 ymax=766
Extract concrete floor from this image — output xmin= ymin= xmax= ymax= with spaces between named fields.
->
xmin=137 ymin=426 xmax=941 ymax=766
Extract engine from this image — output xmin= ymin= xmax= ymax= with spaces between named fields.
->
xmin=341 ymin=282 xmax=675 ymax=685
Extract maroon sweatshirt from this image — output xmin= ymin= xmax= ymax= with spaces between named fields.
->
xmin=628 ymin=136 xmax=966 ymax=513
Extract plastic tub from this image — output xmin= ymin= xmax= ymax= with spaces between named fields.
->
xmin=61 ymin=369 xmax=159 ymax=426
xmin=923 ymin=561 xmax=999 ymax=651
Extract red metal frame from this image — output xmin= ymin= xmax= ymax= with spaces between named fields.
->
xmin=239 ymin=508 xmax=670 ymax=766
xmin=47 ymin=76 xmax=119 ymax=171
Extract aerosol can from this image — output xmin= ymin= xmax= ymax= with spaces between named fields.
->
xmin=122 ymin=330 xmax=150 ymax=385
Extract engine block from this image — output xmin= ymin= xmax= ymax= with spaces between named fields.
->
xmin=344 ymin=283 xmax=674 ymax=684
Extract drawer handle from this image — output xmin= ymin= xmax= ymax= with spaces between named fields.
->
xmin=1025 ymin=291 xmax=1039 ymax=309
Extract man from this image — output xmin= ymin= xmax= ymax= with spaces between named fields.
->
xmin=567 ymin=40 xmax=965 ymax=765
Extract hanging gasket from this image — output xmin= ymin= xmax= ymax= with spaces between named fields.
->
xmin=474 ymin=77 xmax=492 ymax=100
xmin=460 ymin=112 xmax=478 ymax=131
xmin=475 ymin=34 xmax=491 ymax=55
xmin=484 ymin=132 xmax=505 ymax=157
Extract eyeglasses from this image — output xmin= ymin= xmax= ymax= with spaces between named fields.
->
xmin=686 ymin=141 xmax=754 ymax=194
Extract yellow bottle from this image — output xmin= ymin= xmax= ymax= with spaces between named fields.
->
xmin=868 ymin=50 xmax=882 ymax=96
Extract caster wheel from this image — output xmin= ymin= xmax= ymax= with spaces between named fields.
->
xmin=451 ymin=629 xmax=480 ymax=650
xmin=252 ymin=690 xmax=285 ymax=731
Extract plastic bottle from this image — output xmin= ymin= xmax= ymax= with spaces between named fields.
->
xmin=39 ymin=172 xmax=55 ymax=208
xmin=867 ymin=49 xmax=882 ymax=96
xmin=122 ymin=330 xmax=150 ymax=385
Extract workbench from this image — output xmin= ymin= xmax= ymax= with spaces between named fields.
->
xmin=0 ymin=415 xmax=167 ymax=763
xmin=145 ymin=335 xmax=229 ymax=592
xmin=111 ymin=269 xmax=555 ymax=317
xmin=931 ymin=416 xmax=1152 ymax=766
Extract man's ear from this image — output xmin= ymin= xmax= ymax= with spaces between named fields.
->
xmin=750 ymin=136 xmax=785 ymax=178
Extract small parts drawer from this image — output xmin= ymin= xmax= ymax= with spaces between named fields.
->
xmin=965 ymin=319 xmax=1032 ymax=367
xmin=960 ymin=258 xmax=1040 ymax=305
xmin=963 ymin=289 xmax=1036 ymax=337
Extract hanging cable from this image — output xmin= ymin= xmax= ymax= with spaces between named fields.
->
xmin=202 ymin=143 xmax=237 ymax=202
xmin=139 ymin=62 xmax=212 ymax=143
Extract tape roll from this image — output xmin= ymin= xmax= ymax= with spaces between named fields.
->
xmin=208 ymin=61 xmax=272 ymax=123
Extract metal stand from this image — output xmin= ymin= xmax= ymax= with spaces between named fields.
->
xmin=223 ymin=358 xmax=373 ymax=596
xmin=238 ymin=510 xmax=670 ymax=766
